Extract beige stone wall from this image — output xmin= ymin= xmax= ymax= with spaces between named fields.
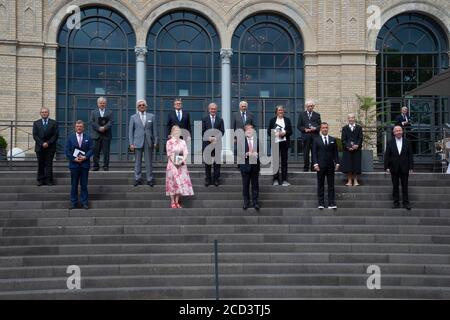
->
xmin=0 ymin=0 xmax=449 ymax=153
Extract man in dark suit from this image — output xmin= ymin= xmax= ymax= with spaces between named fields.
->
xmin=65 ymin=120 xmax=94 ymax=210
xmin=232 ymin=101 xmax=255 ymax=131
xmin=90 ymin=97 xmax=113 ymax=171
xmin=384 ymin=125 xmax=414 ymax=210
xmin=238 ymin=123 xmax=260 ymax=211
xmin=166 ymin=98 xmax=191 ymax=139
xmin=312 ymin=122 xmax=340 ymax=210
xmin=202 ymin=103 xmax=225 ymax=187
xmin=298 ymin=100 xmax=322 ymax=171
xmin=395 ymin=107 xmax=412 ymax=130
xmin=32 ymin=107 xmax=59 ymax=186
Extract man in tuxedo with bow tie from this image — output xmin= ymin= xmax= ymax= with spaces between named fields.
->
xmin=65 ymin=120 xmax=94 ymax=209
xmin=298 ymin=100 xmax=322 ymax=171
xmin=32 ymin=107 xmax=59 ymax=186
xmin=90 ymin=97 xmax=113 ymax=171
xmin=166 ymin=98 xmax=191 ymax=139
xmin=202 ymin=103 xmax=225 ymax=187
xmin=384 ymin=125 xmax=414 ymax=210
xmin=312 ymin=122 xmax=340 ymax=210
xmin=129 ymin=99 xmax=158 ymax=187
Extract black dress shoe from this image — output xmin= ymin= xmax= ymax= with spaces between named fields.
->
xmin=133 ymin=180 xmax=140 ymax=187
xmin=253 ymin=202 xmax=260 ymax=211
xmin=92 ymin=167 xmax=99 ymax=171
xmin=103 ymin=167 xmax=109 ymax=171
xmin=69 ymin=204 xmax=77 ymax=210
xmin=82 ymin=204 xmax=89 ymax=210
xmin=303 ymin=168 xmax=309 ymax=172
xmin=404 ymin=204 xmax=411 ymax=211
xmin=392 ymin=203 xmax=400 ymax=209
xmin=47 ymin=181 xmax=55 ymax=186
xmin=243 ymin=202 xmax=249 ymax=210
xmin=205 ymin=179 xmax=211 ymax=187
xmin=37 ymin=181 xmax=44 ymax=186
xmin=147 ymin=180 xmax=154 ymax=187
xmin=214 ymin=180 xmax=219 ymax=187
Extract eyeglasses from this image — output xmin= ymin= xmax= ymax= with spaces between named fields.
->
xmin=138 ymin=104 xmax=146 ymax=107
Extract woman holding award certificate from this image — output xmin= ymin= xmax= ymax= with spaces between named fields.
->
xmin=166 ymin=125 xmax=194 ymax=208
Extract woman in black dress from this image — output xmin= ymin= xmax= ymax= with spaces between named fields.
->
xmin=267 ymin=105 xmax=293 ymax=186
xmin=341 ymin=113 xmax=363 ymax=186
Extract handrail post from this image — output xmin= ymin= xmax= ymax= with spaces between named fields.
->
xmin=214 ymin=239 xmax=219 ymax=300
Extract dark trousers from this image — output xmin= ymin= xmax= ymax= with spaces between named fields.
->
xmin=317 ymin=166 xmax=336 ymax=206
xmin=205 ymin=163 xmax=221 ymax=182
xmin=274 ymin=141 xmax=288 ymax=183
xmin=303 ymin=133 xmax=316 ymax=170
xmin=391 ymin=171 xmax=409 ymax=205
xmin=70 ymin=167 xmax=89 ymax=206
xmin=93 ymin=136 xmax=111 ymax=169
xmin=241 ymin=167 xmax=259 ymax=204
xmin=36 ymin=149 xmax=55 ymax=183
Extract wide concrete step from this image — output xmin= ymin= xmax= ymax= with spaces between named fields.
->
xmin=0 ymin=285 xmax=449 ymax=299
xmin=3 ymin=215 xmax=450 ymax=228
xmin=3 ymin=233 xmax=450 ymax=246
xmin=1 ymin=242 xmax=450 ymax=256
xmin=3 ymin=262 xmax=450 ymax=279
xmin=2 ymin=252 xmax=450 ymax=268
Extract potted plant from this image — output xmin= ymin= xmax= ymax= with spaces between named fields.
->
xmin=0 ymin=135 xmax=7 ymax=161
xmin=355 ymin=94 xmax=381 ymax=172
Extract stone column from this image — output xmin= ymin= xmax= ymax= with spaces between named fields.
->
xmin=220 ymin=48 xmax=233 ymax=161
xmin=135 ymin=46 xmax=147 ymax=102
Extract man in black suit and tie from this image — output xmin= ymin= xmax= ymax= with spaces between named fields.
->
xmin=395 ymin=107 xmax=412 ymax=130
xmin=384 ymin=125 xmax=414 ymax=210
xmin=166 ymin=98 xmax=191 ymax=139
xmin=298 ymin=100 xmax=322 ymax=171
xmin=90 ymin=97 xmax=113 ymax=171
xmin=312 ymin=122 xmax=340 ymax=210
xmin=32 ymin=107 xmax=59 ymax=186
xmin=232 ymin=101 xmax=255 ymax=131
xmin=238 ymin=123 xmax=260 ymax=211
xmin=202 ymin=103 xmax=225 ymax=187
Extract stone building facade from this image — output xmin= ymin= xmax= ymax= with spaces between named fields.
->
xmin=0 ymin=0 xmax=449 ymax=159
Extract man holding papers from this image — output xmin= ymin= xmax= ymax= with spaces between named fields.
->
xmin=65 ymin=120 xmax=94 ymax=210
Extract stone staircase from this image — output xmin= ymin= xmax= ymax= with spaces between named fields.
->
xmin=0 ymin=166 xmax=450 ymax=299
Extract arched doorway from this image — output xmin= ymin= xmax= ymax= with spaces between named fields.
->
xmin=231 ymin=13 xmax=304 ymax=159
xmin=56 ymin=6 xmax=136 ymax=159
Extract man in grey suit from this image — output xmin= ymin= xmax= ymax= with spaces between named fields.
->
xmin=232 ymin=101 xmax=256 ymax=131
xmin=90 ymin=97 xmax=113 ymax=171
xmin=129 ymin=99 xmax=158 ymax=187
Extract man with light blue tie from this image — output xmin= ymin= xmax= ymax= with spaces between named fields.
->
xmin=166 ymin=98 xmax=191 ymax=139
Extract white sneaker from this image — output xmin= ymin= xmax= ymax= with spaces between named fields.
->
xmin=318 ymin=206 xmax=324 ymax=210
xmin=328 ymin=205 xmax=338 ymax=210
xmin=273 ymin=181 xmax=279 ymax=186
xmin=282 ymin=181 xmax=291 ymax=186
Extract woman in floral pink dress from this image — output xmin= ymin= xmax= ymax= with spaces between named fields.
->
xmin=166 ymin=125 xmax=194 ymax=208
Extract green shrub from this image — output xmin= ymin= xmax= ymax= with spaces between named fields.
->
xmin=0 ymin=135 xmax=7 ymax=149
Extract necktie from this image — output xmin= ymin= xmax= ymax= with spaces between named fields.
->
xmin=177 ymin=111 xmax=181 ymax=122
xmin=248 ymin=139 xmax=253 ymax=153
xmin=324 ymin=136 xmax=328 ymax=146
xmin=43 ymin=120 xmax=48 ymax=129
xmin=242 ymin=112 xmax=246 ymax=124
xmin=211 ymin=116 xmax=215 ymax=128
xmin=77 ymin=134 xmax=82 ymax=148
xmin=308 ymin=112 xmax=312 ymax=120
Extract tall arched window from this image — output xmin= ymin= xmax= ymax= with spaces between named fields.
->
xmin=57 ymin=6 xmax=136 ymax=159
xmin=376 ymin=13 xmax=449 ymax=156
xmin=231 ymin=13 xmax=304 ymax=158
xmin=147 ymin=11 xmax=221 ymax=158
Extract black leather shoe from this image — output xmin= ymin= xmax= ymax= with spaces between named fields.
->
xmin=37 ymin=181 xmax=44 ymax=186
xmin=205 ymin=179 xmax=211 ymax=187
xmin=243 ymin=201 xmax=249 ymax=210
xmin=253 ymin=202 xmax=260 ymax=211
xmin=303 ymin=168 xmax=309 ymax=172
xmin=92 ymin=167 xmax=99 ymax=171
xmin=47 ymin=181 xmax=55 ymax=186
xmin=133 ymin=180 xmax=140 ymax=187
xmin=404 ymin=203 xmax=411 ymax=211
xmin=147 ymin=180 xmax=154 ymax=187
xmin=82 ymin=204 xmax=89 ymax=210
xmin=392 ymin=203 xmax=400 ymax=209
xmin=214 ymin=180 xmax=219 ymax=187
xmin=103 ymin=167 xmax=109 ymax=171
xmin=69 ymin=204 xmax=77 ymax=210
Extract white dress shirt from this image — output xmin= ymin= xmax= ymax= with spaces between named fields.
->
xmin=99 ymin=109 xmax=105 ymax=117
xmin=396 ymin=137 xmax=403 ymax=154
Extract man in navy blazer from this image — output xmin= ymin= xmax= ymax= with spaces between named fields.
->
xmin=166 ymin=98 xmax=191 ymax=139
xmin=202 ymin=103 xmax=225 ymax=186
xmin=312 ymin=122 xmax=340 ymax=210
xmin=65 ymin=120 xmax=94 ymax=210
